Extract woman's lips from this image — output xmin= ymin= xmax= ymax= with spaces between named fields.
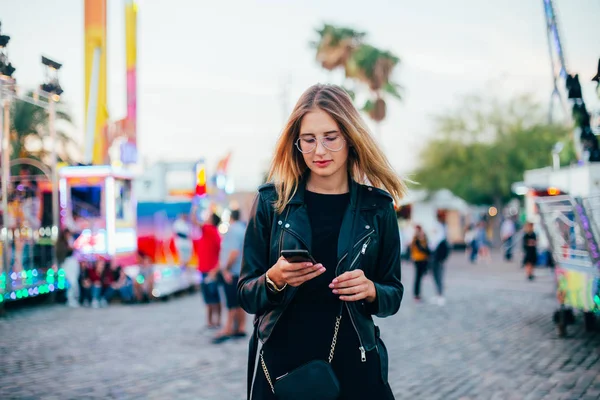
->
xmin=314 ymin=160 xmax=332 ymax=168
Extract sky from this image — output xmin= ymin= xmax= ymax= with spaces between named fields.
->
xmin=1 ymin=0 xmax=599 ymax=191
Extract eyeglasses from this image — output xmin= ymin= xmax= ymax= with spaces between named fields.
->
xmin=295 ymin=135 xmax=346 ymax=154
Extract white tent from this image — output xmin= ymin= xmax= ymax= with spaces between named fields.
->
xmin=398 ymin=188 xmax=471 ymax=248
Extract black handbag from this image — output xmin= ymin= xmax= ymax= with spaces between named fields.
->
xmin=259 ymin=311 xmax=342 ymax=400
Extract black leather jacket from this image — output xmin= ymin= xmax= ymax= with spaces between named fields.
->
xmin=238 ymin=177 xmax=403 ymax=396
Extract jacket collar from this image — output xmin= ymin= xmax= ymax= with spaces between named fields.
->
xmin=288 ymin=172 xmax=359 ymax=210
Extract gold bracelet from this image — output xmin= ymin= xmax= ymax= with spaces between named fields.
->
xmin=265 ymin=272 xmax=287 ymax=292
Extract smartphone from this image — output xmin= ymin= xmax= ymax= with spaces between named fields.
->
xmin=280 ymin=249 xmax=317 ymax=264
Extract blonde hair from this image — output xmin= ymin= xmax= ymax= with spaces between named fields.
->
xmin=267 ymin=83 xmax=406 ymax=213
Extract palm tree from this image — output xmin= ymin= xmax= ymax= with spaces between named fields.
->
xmin=313 ymin=24 xmax=365 ymax=71
xmin=9 ymin=93 xmax=78 ymax=170
xmin=312 ymin=24 xmax=403 ymax=132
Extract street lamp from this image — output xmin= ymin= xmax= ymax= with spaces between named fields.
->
xmin=0 ymin=21 xmax=16 ymax=314
xmin=39 ymin=56 xmax=63 ymax=256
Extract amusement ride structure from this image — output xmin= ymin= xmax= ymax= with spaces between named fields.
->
xmin=522 ymin=0 xmax=600 ymax=336
xmin=0 ymin=0 xmax=233 ymax=308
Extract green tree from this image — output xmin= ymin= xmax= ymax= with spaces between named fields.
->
xmin=9 ymin=93 xmax=77 ymax=169
xmin=312 ymin=24 xmax=402 ymax=127
xmin=413 ymin=94 xmax=574 ymax=205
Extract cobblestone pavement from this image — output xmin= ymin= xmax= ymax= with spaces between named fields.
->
xmin=1 ymin=251 xmax=599 ymax=400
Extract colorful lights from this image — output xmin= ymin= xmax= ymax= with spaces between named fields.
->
xmin=47 ymin=269 xmax=55 ymax=285
xmin=73 ymin=229 xmax=108 ymax=255
xmin=0 ymin=268 xmax=67 ymax=303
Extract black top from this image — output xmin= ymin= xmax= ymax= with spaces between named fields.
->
xmin=523 ymin=232 xmax=537 ymax=253
xmin=256 ymin=191 xmax=394 ymax=399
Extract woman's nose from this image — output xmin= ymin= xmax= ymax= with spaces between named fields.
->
xmin=315 ymin=139 xmax=327 ymax=155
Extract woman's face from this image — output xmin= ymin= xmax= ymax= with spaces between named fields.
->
xmin=298 ymin=108 xmax=349 ymax=181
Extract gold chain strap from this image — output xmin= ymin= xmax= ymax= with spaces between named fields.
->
xmin=327 ymin=314 xmax=342 ymax=363
xmin=260 ymin=314 xmax=343 ymax=394
xmin=260 ymin=351 xmax=275 ymax=394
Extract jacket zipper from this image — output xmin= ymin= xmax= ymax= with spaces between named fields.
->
xmin=338 ymin=235 xmax=372 ymax=363
xmin=335 ymin=231 xmax=374 ymax=276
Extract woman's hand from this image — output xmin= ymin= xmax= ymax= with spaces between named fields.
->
xmin=267 ymin=256 xmax=326 ymax=288
xmin=330 ymin=269 xmax=376 ymax=303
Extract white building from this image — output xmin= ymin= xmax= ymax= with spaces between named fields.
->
xmin=134 ymin=161 xmax=198 ymax=203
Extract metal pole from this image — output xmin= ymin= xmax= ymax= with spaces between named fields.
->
xmin=1 ymin=81 xmax=11 ymax=312
xmin=84 ymin=47 xmax=101 ymax=164
xmin=49 ymin=96 xmax=59 ymax=261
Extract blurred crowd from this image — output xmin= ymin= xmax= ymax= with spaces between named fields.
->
xmin=56 ymin=229 xmax=154 ymax=308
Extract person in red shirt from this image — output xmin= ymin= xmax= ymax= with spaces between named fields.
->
xmin=195 ymin=212 xmax=223 ymax=329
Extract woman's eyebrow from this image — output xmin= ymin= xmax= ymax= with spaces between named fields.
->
xmin=300 ymin=130 xmax=339 ymax=136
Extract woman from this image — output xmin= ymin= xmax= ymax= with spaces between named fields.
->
xmin=238 ymin=84 xmax=404 ymax=400
xmin=410 ymin=225 xmax=429 ymax=302
xmin=523 ymin=222 xmax=537 ymax=280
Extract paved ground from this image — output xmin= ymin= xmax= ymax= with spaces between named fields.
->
xmin=1 ymin=251 xmax=599 ymax=400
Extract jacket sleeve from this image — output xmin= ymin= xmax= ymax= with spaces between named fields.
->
xmin=237 ymin=191 xmax=285 ymax=315
xmin=365 ymin=202 xmax=404 ymax=317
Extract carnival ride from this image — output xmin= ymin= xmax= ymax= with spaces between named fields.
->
xmin=536 ymin=194 xmax=600 ymax=336
xmin=1 ymin=0 xmax=235 ymax=304
xmin=520 ymin=0 xmax=600 ymax=335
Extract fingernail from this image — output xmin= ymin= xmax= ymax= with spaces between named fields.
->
xmin=319 ymin=267 xmax=326 ymax=272
xmin=332 ymin=279 xmax=338 ymax=284
xmin=332 ymin=289 xmax=338 ymax=294
xmin=328 ymin=283 xmax=334 ymax=288
xmin=305 ymin=263 xmax=313 ymax=267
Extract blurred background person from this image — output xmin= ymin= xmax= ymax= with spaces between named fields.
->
xmin=104 ymin=264 xmax=135 ymax=304
xmin=500 ymin=216 xmax=516 ymax=262
xmin=56 ymin=229 xmax=80 ymax=308
xmin=410 ymin=225 xmax=430 ymax=302
xmin=464 ymin=223 xmax=478 ymax=264
xmin=476 ymin=220 xmax=492 ymax=264
xmin=429 ymin=214 xmax=449 ymax=306
xmin=523 ymin=222 xmax=538 ymax=281
xmin=81 ymin=258 xmax=106 ymax=308
xmin=195 ymin=212 xmax=223 ymax=329
xmin=212 ymin=209 xmax=247 ymax=344
xmin=134 ymin=251 xmax=154 ymax=303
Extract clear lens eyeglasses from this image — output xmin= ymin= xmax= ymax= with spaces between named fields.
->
xmin=295 ymin=136 xmax=346 ymax=153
